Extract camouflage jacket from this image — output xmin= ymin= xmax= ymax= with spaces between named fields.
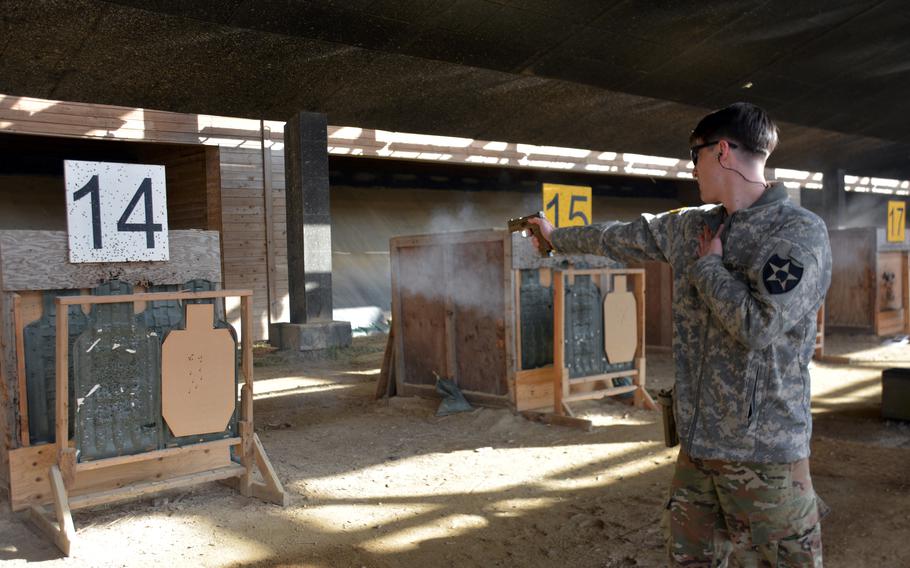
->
xmin=551 ymin=183 xmax=832 ymax=463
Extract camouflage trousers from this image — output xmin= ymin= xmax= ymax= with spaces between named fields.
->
xmin=664 ymin=451 xmax=825 ymax=567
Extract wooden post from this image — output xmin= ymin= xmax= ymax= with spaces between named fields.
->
xmin=241 ymin=295 xmax=254 ymax=424
xmin=260 ymin=124 xmax=279 ymax=325
xmin=631 ymin=272 xmax=657 ymax=410
xmin=502 ymin=233 xmax=516 ymax=402
xmin=513 ymin=270 xmax=522 ymax=373
xmin=52 ymin=296 xmax=80 ymax=489
xmin=239 ymin=295 xmax=254 ymax=496
xmin=13 ymin=294 xmax=28 ymax=446
xmin=552 ymin=270 xmax=566 ymax=415
xmin=54 ymin=296 xmax=78 ymax=486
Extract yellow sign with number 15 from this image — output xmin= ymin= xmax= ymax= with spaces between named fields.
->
xmin=542 ymin=183 xmax=592 ymax=228
xmin=888 ymin=200 xmax=906 ymax=243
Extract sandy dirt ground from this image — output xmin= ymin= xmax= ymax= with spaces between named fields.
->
xmin=1 ymin=332 xmax=908 ymax=567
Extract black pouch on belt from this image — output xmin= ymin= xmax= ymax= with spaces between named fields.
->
xmin=657 ymin=387 xmax=679 ymax=447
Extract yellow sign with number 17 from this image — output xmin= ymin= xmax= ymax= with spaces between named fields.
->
xmin=888 ymin=200 xmax=906 ymax=243
xmin=542 ymin=183 xmax=592 ymax=228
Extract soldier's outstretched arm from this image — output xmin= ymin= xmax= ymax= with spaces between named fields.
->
xmin=549 ymin=209 xmax=687 ymax=266
xmin=689 ymin=228 xmax=832 ymax=350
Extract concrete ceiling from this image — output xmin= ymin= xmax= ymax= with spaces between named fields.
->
xmin=3 ymin=0 xmax=910 ymax=178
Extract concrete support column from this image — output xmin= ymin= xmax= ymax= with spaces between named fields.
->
xmin=272 ymin=111 xmax=351 ymax=351
xmin=822 ymin=168 xmax=845 ymax=229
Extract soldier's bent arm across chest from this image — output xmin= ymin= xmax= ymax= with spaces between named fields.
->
xmin=688 ymin=236 xmax=830 ymax=350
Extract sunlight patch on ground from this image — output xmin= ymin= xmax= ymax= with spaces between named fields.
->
xmin=300 ymin=442 xmax=672 ymax=501
xmin=811 ymin=367 xmax=880 ymax=395
xmin=345 ymin=368 xmax=381 ymax=375
xmin=360 ymin=513 xmax=488 ymax=553
xmin=70 ymin=514 xmax=273 ymax=567
xmin=288 ymin=442 xmax=673 ymax=553
xmin=821 ymin=333 xmax=910 ymax=362
xmin=812 ymin=382 xmax=882 ymax=410
xmin=252 ymin=376 xmax=357 ymax=398
xmin=579 ymin=410 xmax=654 ymax=427
xmin=291 ymin=503 xmax=439 ymax=534
xmin=535 ymin=443 xmax=676 ymax=492
xmin=489 ymin=497 xmax=561 ymax=518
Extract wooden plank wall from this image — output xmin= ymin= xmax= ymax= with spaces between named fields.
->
xmin=265 ymin=126 xmax=291 ymax=321
xmin=827 ymin=228 xmax=876 ymax=330
xmin=452 ymin=240 xmax=508 ymax=395
xmin=142 ymin=146 xmax=216 ymax=231
xmin=0 ymin=94 xmax=271 ymax=340
xmin=219 ymin=146 xmax=270 ymax=339
xmin=264 ymin=125 xmax=289 ymax=325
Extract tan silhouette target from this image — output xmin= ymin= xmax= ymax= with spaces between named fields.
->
xmin=603 ymin=275 xmax=638 ymax=364
xmin=162 ymin=304 xmax=235 ymax=437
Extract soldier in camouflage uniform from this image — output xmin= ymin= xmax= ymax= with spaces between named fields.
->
xmin=530 ymin=103 xmax=831 ymax=566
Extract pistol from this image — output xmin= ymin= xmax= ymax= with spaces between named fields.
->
xmin=508 ymin=211 xmax=553 ymax=255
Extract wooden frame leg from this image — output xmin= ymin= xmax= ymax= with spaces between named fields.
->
xmin=227 ymin=434 xmax=288 ymax=506
xmin=28 ymin=465 xmax=75 ymax=556
xmin=632 ymin=357 xmax=658 ymax=411
xmin=249 ymin=434 xmax=289 ymax=506
xmin=238 ymin=420 xmax=254 ymax=497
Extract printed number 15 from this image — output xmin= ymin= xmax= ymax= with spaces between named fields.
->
xmin=546 ymin=193 xmax=590 ymax=227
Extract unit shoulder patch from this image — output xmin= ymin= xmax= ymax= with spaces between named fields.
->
xmin=761 ymin=253 xmax=804 ymax=294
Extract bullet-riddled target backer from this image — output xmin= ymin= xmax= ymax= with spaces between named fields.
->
xmin=64 ymin=160 xmax=169 ymax=263
xmin=162 ymin=304 xmax=236 ymax=437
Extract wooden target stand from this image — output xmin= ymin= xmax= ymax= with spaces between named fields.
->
xmin=552 ymin=268 xmax=657 ymax=417
xmin=26 ymin=289 xmax=287 ymax=556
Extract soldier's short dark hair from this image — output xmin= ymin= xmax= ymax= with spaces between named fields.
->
xmin=690 ymin=102 xmax=779 ymax=158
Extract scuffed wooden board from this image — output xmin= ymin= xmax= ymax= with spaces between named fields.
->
xmin=827 ymin=230 xmax=875 ymax=328
xmin=879 ymin=252 xmax=905 ymax=310
xmin=453 ymin=239 xmax=508 ymax=395
xmin=162 ymin=304 xmax=235 ymax=437
xmin=877 ymin=309 xmax=905 ymax=336
xmin=396 ymin=245 xmax=448 ymax=386
xmin=8 ymin=442 xmax=233 ymax=511
xmin=514 ymin=367 xmax=555 ymax=412
xmin=0 ymin=230 xmax=221 ymax=291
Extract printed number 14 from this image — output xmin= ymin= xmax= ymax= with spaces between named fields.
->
xmin=73 ymin=175 xmax=163 ymax=249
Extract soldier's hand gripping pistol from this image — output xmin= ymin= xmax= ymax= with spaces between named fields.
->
xmin=508 ymin=211 xmax=554 ymax=256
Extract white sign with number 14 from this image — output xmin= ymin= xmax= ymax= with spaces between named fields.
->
xmin=65 ymin=160 xmax=169 ymax=263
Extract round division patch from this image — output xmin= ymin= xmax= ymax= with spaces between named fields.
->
xmin=762 ymin=253 xmax=804 ymax=294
